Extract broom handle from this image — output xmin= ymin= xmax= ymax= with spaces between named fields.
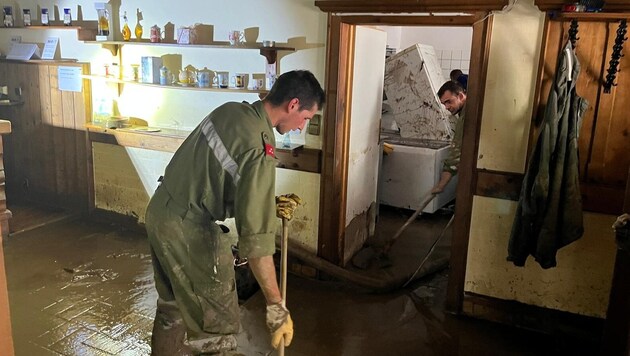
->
xmin=382 ymin=192 xmax=436 ymax=254
xmin=278 ymin=218 xmax=289 ymax=356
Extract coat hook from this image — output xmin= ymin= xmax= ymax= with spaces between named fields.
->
xmin=603 ymin=20 xmax=628 ymax=94
xmin=569 ymin=19 xmax=580 ymax=48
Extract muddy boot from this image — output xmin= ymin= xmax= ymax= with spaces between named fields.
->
xmin=151 ymin=299 xmax=194 ymax=356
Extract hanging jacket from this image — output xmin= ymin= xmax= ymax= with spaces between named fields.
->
xmin=507 ymin=41 xmax=588 ymax=269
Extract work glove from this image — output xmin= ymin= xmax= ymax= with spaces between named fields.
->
xmin=276 ymin=193 xmax=302 ymax=221
xmin=266 ymin=302 xmax=293 ymax=349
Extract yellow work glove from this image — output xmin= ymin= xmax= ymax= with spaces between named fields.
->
xmin=276 ymin=193 xmax=302 ymax=221
xmin=266 ymin=302 xmax=293 ymax=349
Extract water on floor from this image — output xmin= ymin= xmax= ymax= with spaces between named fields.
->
xmin=4 ymin=205 xmax=597 ymax=355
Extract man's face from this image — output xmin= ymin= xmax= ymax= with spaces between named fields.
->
xmin=276 ymin=99 xmax=319 ymax=135
xmin=440 ymin=90 xmax=466 ymax=115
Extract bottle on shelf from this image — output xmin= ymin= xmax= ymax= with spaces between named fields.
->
xmin=2 ymin=6 xmax=14 ymax=28
xmin=22 ymin=9 xmax=31 ymax=26
xmin=41 ymin=8 xmax=49 ymax=26
xmin=97 ymin=8 xmax=110 ymax=36
xmin=63 ymin=8 xmax=72 ymax=26
xmin=134 ymin=8 xmax=143 ymax=40
xmin=121 ymin=11 xmax=131 ymax=41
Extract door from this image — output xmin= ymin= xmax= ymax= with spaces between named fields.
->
xmin=342 ymin=25 xmax=387 ymax=265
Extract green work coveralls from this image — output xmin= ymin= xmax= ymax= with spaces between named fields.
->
xmin=442 ymin=106 xmax=465 ymax=175
xmin=145 ymin=100 xmax=277 ymax=355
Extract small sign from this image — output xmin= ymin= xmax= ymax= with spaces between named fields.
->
xmin=6 ymin=43 xmax=40 ymax=60
xmin=58 ymin=66 xmax=82 ymax=92
xmin=41 ymin=37 xmax=59 ymax=60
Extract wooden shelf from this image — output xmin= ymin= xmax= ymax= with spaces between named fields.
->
xmin=0 ymin=58 xmax=78 ymax=64
xmin=83 ymin=75 xmax=268 ymax=94
xmin=86 ymin=123 xmax=322 ymax=173
xmin=83 ymin=39 xmax=295 ymax=51
xmin=550 ymin=12 xmax=630 ymax=21
xmin=1 ymin=21 xmax=96 ymax=30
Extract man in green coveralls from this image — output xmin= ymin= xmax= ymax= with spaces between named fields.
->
xmin=432 ymin=80 xmax=467 ymax=194
xmin=145 ymin=70 xmax=325 ymax=355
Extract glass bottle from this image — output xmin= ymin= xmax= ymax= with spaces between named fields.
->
xmin=134 ymin=8 xmax=143 ymax=40
xmin=97 ymin=9 xmax=110 ymax=35
xmin=23 ymin=9 xmax=31 ymax=26
xmin=63 ymin=8 xmax=72 ymax=26
xmin=121 ymin=11 xmax=131 ymax=41
xmin=41 ymin=8 xmax=49 ymax=26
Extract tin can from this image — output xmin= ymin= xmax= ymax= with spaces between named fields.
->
xmin=159 ymin=66 xmax=169 ymax=85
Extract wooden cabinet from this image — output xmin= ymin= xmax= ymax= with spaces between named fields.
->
xmin=0 ymin=60 xmax=91 ymax=212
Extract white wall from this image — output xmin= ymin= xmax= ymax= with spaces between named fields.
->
xmin=0 ymin=0 xmax=328 ymax=249
xmin=379 ymin=26 xmax=473 ymax=79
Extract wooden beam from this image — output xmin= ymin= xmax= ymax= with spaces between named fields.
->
xmin=446 ymin=14 xmax=494 ymax=314
xmin=535 ymin=0 xmax=630 ymax=12
xmin=314 ymin=0 xmax=509 ymax=12
xmin=463 ymin=292 xmax=604 ymax=341
xmin=318 ymin=15 xmax=352 ymax=264
xmin=475 ymin=170 xmax=523 ymax=201
xmin=335 ymin=14 xmax=486 ymax=26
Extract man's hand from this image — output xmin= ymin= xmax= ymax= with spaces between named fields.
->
xmin=266 ymin=302 xmax=293 ymax=349
xmin=276 ymin=193 xmax=302 ymax=220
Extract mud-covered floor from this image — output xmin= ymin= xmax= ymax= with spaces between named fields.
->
xmin=4 ymin=204 xmax=598 ymax=355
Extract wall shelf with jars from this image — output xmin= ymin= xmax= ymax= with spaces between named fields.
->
xmin=83 ymin=74 xmax=269 ymax=95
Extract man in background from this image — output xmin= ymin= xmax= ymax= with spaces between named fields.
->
xmin=146 ymin=70 xmax=325 ymax=355
xmin=432 ymin=81 xmax=467 ymax=194
xmin=450 ymin=69 xmax=468 ymax=91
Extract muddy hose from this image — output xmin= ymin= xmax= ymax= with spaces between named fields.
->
xmin=283 ymin=243 xmax=449 ymax=293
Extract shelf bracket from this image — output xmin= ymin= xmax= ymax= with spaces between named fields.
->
xmin=260 ymin=48 xmax=278 ymax=65
xmin=101 ymin=43 xmax=120 ymax=56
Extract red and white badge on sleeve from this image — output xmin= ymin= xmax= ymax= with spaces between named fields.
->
xmin=262 ymin=132 xmax=276 ymax=158
xmin=265 ymin=143 xmax=275 ymax=157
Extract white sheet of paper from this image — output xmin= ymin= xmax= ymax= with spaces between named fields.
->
xmin=58 ymin=66 xmax=82 ymax=92
xmin=6 ymin=43 xmax=39 ymax=60
xmin=41 ymin=37 xmax=59 ymax=60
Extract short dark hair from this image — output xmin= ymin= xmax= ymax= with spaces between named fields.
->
xmin=450 ymin=69 xmax=463 ymax=80
xmin=437 ymin=80 xmax=465 ymax=98
xmin=264 ymin=70 xmax=325 ymax=111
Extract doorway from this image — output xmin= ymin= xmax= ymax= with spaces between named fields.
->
xmin=341 ymin=23 xmax=475 ymax=283
xmin=317 ymin=13 xmax=492 ymax=313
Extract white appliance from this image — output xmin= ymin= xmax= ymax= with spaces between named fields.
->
xmin=379 ymin=44 xmax=458 ymax=213
xmin=379 ymin=137 xmax=457 ymax=213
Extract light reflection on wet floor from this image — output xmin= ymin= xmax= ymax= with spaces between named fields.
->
xmin=5 ymin=212 xmax=597 ymax=355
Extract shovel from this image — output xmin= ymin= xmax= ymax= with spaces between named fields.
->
xmin=352 ymin=192 xmax=437 ymax=269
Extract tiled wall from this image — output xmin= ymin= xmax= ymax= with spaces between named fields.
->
xmin=436 ymin=49 xmax=472 ymax=80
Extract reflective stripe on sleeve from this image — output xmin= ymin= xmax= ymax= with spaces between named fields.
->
xmin=200 ymin=117 xmax=241 ymax=185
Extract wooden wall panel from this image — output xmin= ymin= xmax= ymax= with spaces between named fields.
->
xmin=37 ymin=65 xmax=56 ymax=203
xmin=572 ymin=22 xmax=609 ymax=177
xmin=0 ymin=61 xmax=91 ymax=212
xmin=535 ymin=18 xmax=630 ymax=214
xmin=588 ymin=21 xmax=630 ymax=187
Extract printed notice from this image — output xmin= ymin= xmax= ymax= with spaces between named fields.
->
xmin=41 ymin=37 xmax=59 ymax=60
xmin=6 ymin=43 xmax=40 ymax=60
xmin=58 ymin=66 xmax=82 ymax=92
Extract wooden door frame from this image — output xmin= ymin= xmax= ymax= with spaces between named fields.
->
xmin=317 ymin=12 xmax=493 ymax=313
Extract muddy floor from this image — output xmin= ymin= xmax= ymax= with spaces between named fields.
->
xmin=3 ymin=204 xmax=599 ymax=355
